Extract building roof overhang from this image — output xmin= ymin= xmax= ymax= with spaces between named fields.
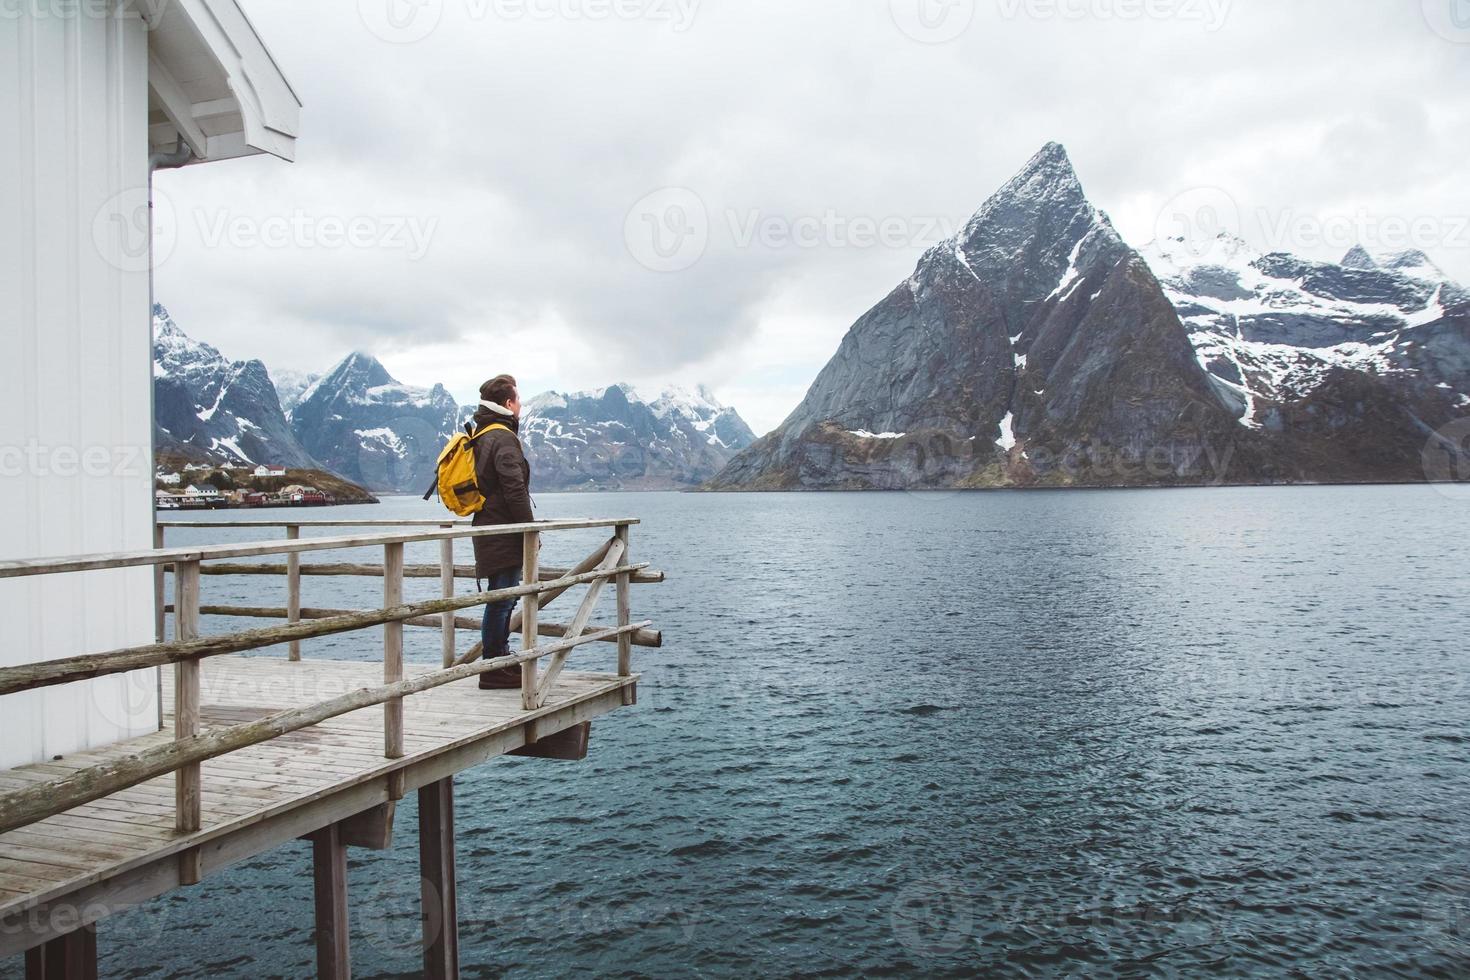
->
xmin=141 ymin=0 xmax=301 ymax=165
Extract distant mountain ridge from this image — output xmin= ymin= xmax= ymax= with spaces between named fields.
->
xmin=150 ymin=308 xmax=757 ymax=492
xmin=519 ymin=383 xmax=756 ymax=490
xmin=152 ymin=304 xmax=317 ymax=469
xmin=1140 ymin=234 xmax=1468 ymax=436
xmin=288 ymin=352 xmax=462 ymax=495
xmin=706 ymin=143 xmax=1470 ymax=490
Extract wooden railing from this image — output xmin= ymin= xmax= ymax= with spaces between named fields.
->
xmin=0 ymin=519 xmax=658 ymax=881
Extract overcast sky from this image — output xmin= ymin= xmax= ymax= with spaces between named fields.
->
xmin=154 ymin=0 xmax=1470 ymax=435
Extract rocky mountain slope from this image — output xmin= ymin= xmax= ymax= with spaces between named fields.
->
xmin=289 ymin=353 xmax=462 ymax=494
xmin=520 ymin=383 xmax=756 ymax=490
xmin=1142 ymin=235 xmax=1468 ymax=437
xmin=152 ymin=305 xmax=317 ymax=469
xmin=707 ymin=143 xmax=1470 ymax=490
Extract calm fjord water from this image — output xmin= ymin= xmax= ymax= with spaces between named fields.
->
xmin=104 ymin=487 xmax=1470 ymax=977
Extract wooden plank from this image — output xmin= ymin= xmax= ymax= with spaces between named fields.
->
xmin=0 ymin=680 xmax=635 ymax=947
xmin=0 ymin=628 xmax=648 ymax=835
xmin=0 ymin=869 xmax=62 ymax=894
xmin=0 ymin=842 xmax=98 ymax=874
xmin=311 ymin=824 xmax=351 ymax=980
xmin=191 ymin=604 xmax=663 ymax=648
xmin=4 ymin=826 xmax=168 ymax=860
xmin=156 ymin=518 xmax=637 ymax=530
xmin=286 ymin=525 xmax=302 ymax=662
xmin=0 ymin=519 xmax=641 ymax=580
xmin=192 ymin=561 xmax=665 ymax=584
xmin=521 ymin=532 xmax=540 ymax=713
xmin=0 ymin=563 xmax=648 ymax=697
xmin=418 ymin=778 xmax=458 ymax=979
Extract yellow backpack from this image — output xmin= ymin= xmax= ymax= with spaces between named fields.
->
xmin=423 ymin=423 xmax=509 ymax=517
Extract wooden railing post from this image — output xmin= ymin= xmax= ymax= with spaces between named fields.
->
xmin=520 ymin=530 xmax=539 ymax=711
xmin=384 ymin=542 xmax=405 ymax=800
xmin=153 ymin=524 xmax=166 ymax=643
xmin=174 ymin=559 xmax=202 ymax=884
xmin=439 ymin=525 xmax=455 ymax=669
xmin=154 ymin=523 xmax=166 ymax=731
xmin=286 ymin=524 xmax=302 ymax=661
xmin=615 ymin=524 xmax=634 ymax=706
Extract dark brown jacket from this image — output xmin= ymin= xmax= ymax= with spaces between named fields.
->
xmin=469 ymin=409 xmax=534 ymax=575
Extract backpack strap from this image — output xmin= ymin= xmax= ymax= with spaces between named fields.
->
xmin=468 ymin=422 xmax=511 ymax=443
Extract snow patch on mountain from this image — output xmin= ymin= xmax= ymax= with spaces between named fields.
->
xmin=521 ymin=382 xmax=756 ymax=490
xmin=152 ymin=304 xmax=318 ymax=469
xmin=290 ymin=353 xmax=461 ymax=492
xmin=1139 ymin=234 xmax=1466 ymax=427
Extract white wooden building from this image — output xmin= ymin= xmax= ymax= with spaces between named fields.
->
xmin=0 ymin=0 xmax=299 ymax=770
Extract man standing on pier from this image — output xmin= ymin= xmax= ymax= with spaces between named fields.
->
xmin=471 ymin=374 xmax=535 ymax=689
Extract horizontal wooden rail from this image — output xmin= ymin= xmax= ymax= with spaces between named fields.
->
xmin=0 ymin=621 xmax=651 ymax=835
xmin=185 ymin=562 xmax=665 ymax=585
xmin=156 ymin=519 xmax=476 ymax=529
xmin=176 ymin=604 xmax=663 ymax=648
xmin=0 ymin=518 xmax=639 ymax=580
xmin=0 ymin=564 xmax=649 ymax=697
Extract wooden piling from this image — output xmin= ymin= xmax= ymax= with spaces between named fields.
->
xmin=25 ymin=924 xmax=96 ymax=980
xmin=418 ymin=778 xmax=459 ymax=979
xmin=310 ymin=824 xmax=351 ymax=980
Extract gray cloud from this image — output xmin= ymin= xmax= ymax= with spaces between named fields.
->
xmin=153 ymin=0 xmax=1470 ymax=435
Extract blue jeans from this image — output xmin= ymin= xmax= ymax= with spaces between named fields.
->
xmin=481 ymin=568 xmax=522 ymax=657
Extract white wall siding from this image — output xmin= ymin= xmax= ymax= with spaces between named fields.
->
xmin=0 ymin=9 xmax=159 ymax=770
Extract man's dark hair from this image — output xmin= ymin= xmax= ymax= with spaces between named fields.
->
xmin=480 ymin=374 xmax=518 ymax=406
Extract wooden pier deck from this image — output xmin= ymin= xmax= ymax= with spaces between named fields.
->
xmin=0 ymin=518 xmax=659 ymax=978
xmin=0 ymin=655 xmax=636 ymax=955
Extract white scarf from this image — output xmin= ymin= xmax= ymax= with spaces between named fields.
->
xmin=479 ymin=400 xmax=514 ymax=417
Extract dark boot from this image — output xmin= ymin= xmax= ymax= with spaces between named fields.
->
xmin=479 ymin=661 xmax=522 ymax=690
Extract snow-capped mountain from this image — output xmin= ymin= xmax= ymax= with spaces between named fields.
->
xmin=1139 ymin=234 xmax=1469 ymax=432
xmin=520 ymin=383 xmax=757 ymax=490
xmin=289 ymin=353 xmax=462 ymax=493
xmin=710 ymin=143 xmax=1251 ymax=489
xmin=708 ymin=142 xmax=1470 ymax=490
xmin=273 ymin=369 xmax=321 ymax=416
xmin=150 ymin=309 xmax=758 ymax=492
xmin=152 ymin=304 xmax=317 ymax=468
